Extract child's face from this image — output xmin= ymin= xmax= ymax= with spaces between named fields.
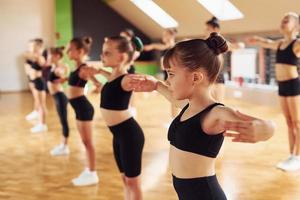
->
xmin=67 ymin=42 xmax=84 ymax=61
xmin=32 ymin=42 xmax=43 ymax=54
xmin=280 ymin=15 xmax=298 ymax=33
xmin=49 ymin=53 xmax=61 ymax=64
xmin=101 ymin=41 xmax=126 ymax=68
xmin=166 ymin=58 xmax=196 ymax=100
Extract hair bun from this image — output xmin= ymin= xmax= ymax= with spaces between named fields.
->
xmin=83 ymin=37 xmax=93 ymax=45
xmin=205 ymin=32 xmax=228 ymax=55
xmin=211 ymin=17 xmax=218 ymax=23
xmin=123 ymin=29 xmax=135 ymax=38
xmin=132 ymin=36 xmax=144 ymax=52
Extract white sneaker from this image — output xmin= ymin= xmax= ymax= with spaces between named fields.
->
xmin=50 ymin=144 xmax=70 ymax=156
xmin=72 ymin=168 xmax=99 ymax=186
xmin=281 ymin=157 xmax=300 ymax=172
xmin=26 ymin=110 xmax=39 ymax=121
xmin=30 ymin=123 xmax=48 ymax=133
xmin=276 ymin=155 xmax=294 ymax=169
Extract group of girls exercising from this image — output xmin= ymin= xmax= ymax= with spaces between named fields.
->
xmin=22 ymin=12 xmax=300 ymax=199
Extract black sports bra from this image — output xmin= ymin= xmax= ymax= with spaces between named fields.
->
xmin=168 ymin=103 xmax=225 ymax=158
xmin=26 ymin=60 xmax=42 ymax=71
xmin=100 ymin=74 xmax=132 ymax=110
xmin=68 ymin=64 xmax=87 ymax=88
xmin=48 ymin=68 xmax=60 ymax=83
xmin=276 ymin=39 xmax=299 ymax=66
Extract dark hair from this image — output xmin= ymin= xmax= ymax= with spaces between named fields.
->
xmin=163 ymin=32 xmax=228 ymax=83
xmin=50 ymin=46 xmax=65 ymax=58
xmin=206 ymin=17 xmax=220 ymax=29
xmin=121 ymin=28 xmax=135 ymax=38
xmin=106 ymin=36 xmax=144 ymax=63
xmin=70 ymin=36 xmax=92 ymax=53
xmin=31 ymin=38 xmax=43 ymax=46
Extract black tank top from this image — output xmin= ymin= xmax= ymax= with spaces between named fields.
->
xmin=276 ymin=39 xmax=299 ymax=66
xmin=100 ymin=74 xmax=132 ymax=110
xmin=68 ymin=64 xmax=87 ymax=88
xmin=26 ymin=60 xmax=42 ymax=71
xmin=48 ymin=68 xmax=60 ymax=83
xmin=168 ymin=103 xmax=224 ymax=158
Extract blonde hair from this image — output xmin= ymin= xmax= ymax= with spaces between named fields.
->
xmin=284 ymin=12 xmax=299 ymax=24
xmin=284 ymin=12 xmax=299 ymax=34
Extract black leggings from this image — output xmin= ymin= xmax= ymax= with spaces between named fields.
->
xmin=173 ymin=175 xmax=227 ymax=200
xmin=109 ymin=117 xmax=145 ymax=178
xmin=53 ymin=92 xmax=69 ymax=138
xmin=69 ymin=96 xmax=94 ymax=121
xmin=278 ymin=77 xmax=300 ymax=96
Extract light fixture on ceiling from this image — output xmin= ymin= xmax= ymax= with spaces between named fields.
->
xmin=130 ymin=0 xmax=178 ymax=28
xmin=197 ymin=0 xmax=244 ymax=20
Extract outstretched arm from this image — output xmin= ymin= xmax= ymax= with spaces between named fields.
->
xmin=227 ymin=41 xmax=245 ymax=51
xmin=293 ymin=39 xmax=300 ymax=56
xmin=246 ymin=36 xmax=280 ymax=50
xmin=156 ymin=81 xmax=188 ymax=109
xmin=144 ymin=43 xmax=170 ymax=51
xmin=97 ymin=68 xmax=111 ymax=79
xmin=203 ymin=106 xmax=275 ymax=143
xmin=127 ymin=74 xmax=188 ymax=109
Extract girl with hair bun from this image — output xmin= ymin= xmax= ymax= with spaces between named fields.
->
xmin=47 ymin=46 xmax=70 ymax=156
xmin=86 ymin=35 xmax=145 ymax=200
xmin=67 ymin=36 xmax=102 ymax=186
xmin=129 ymin=33 xmax=274 ymax=199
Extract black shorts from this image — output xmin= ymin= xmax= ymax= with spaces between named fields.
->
xmin=278 ymin=77 xmax=300 ymax=97
xmin=173 ymin=175 xmax=227 ymax=200
xmin=127 ymin=65 xmax=136 ymax=74
xmin=216 ymin=73 xmax=225 ymax=84
xmin=33 ymin=77 xmax=46 ymax=91
xmin=109 ymin=117 xmax=145 ymax=178
xmin=69 ymin=96 xmax=94 ymax=121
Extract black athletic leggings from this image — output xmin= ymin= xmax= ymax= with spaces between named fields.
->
xmin=53 ymin=92 xmax=69 ymax=138
xmin=109 ymin=117 xmax=145 ymax=178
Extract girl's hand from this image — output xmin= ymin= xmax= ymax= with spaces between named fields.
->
xmin=53 ymin=77 xmax=68 ymax=84
xmin=143 ymin=45 xmax=153 ymax=51
xmin=223 ymin=111 xmax=275 ymax=143
xmin=127 ymin=74 xmax=158 ymax=92
xmin=79 ymin=65 xmax=99 ymax=79
xmin=245 ymin=36 xmax=259 ymax=45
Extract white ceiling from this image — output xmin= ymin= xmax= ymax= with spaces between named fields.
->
xmin=107 ymin=0 xmax=300 ymax=39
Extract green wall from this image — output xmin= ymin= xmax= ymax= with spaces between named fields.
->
xmin=55 ymin=0 xmax=159 ymax=87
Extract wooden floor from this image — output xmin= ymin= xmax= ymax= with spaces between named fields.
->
xmin=0 ymin=91 xmax=300 ymax=200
